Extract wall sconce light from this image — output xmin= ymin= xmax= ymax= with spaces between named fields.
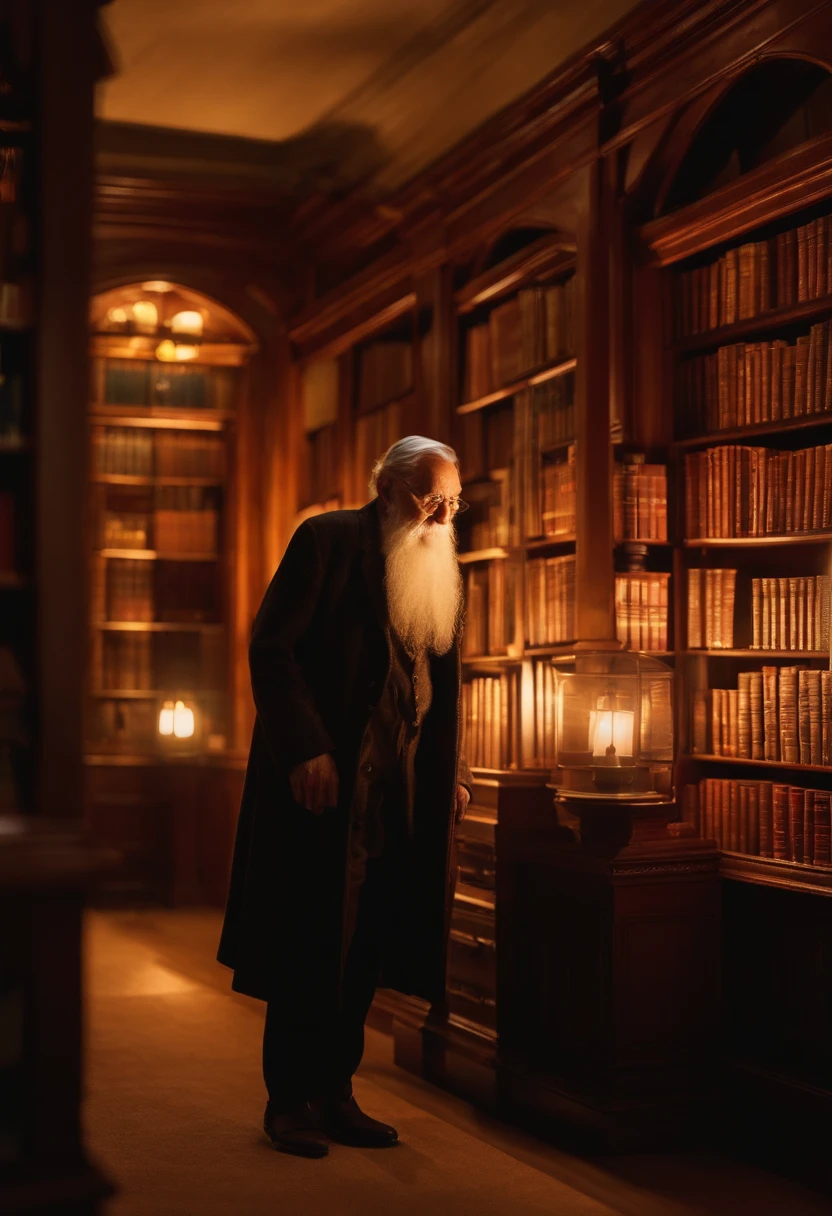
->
xmin=131 ymin=300 xmax=158 ymax=333
xmin=170 ymin=310 xmax=204 ymax=337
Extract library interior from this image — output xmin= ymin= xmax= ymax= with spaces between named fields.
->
xmin=5 ymin=1 xmax=832 ymax=1213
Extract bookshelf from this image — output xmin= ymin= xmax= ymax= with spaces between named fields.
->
xmin=86 ymin=283 xmax=256 ymax=760
xmin=452 ymin=237 xmax=579 ymax=778
xmin=662 ymin=197 xmax=832 ymax=880
xmin=295 ymin=307 xmax=424 ymax=516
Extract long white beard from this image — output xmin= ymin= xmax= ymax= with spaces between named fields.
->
xmin=382 ymin=509 xmax=463 ymax=656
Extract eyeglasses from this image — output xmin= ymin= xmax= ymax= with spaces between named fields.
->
xmin=401 ymin=480 xmax=469 ymax=515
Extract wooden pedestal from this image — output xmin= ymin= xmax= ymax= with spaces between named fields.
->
xmin=497 ymin=794 xmax=721 ymax=1150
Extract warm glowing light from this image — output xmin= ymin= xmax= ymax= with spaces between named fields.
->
xmin=140 ymin=281 xmax=173 ymax=293
xmin=158 ymin=701 xmax=174 ymax=736
xmin=589 ymin=709 xmax=634 ymax=758
xmin=131 ymin=300 xmax=158 ymax=332
xmin=173 ymin=344 xmax=199 ymax=362
xmin=170 ymin=310 xmax=204 ymax=337
xmin=155 ymin=339 xmax=178 ymax=362
xmin=106 ymin=306 xmax=129 ymax=327
xmin=173 ymin=700 xmax=195 ymax=738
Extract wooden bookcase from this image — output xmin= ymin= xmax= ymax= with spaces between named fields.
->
xmin=635 ymin=60 xmax=832 ymax=1167
xmin=295 ymin=301 xmax=424 ymax=517
xmin=84 ymin=284 xmax=257 ymax=902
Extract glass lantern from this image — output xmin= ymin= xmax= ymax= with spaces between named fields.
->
xmin=552 ymin=652 xmax=674 ymax=800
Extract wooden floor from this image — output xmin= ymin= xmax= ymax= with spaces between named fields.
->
xmin=83 ymin=909 xmax=831 ymax=1216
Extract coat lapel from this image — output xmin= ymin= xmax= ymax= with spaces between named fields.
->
xmin=357 ymin=500 xmax=389 ymax=636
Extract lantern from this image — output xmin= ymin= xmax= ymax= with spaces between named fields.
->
xmin=552 ymin=651 xmax=674 ymax=800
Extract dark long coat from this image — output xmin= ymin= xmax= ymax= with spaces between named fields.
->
xmin=217 ymin=500 xmax=467 ymax=1012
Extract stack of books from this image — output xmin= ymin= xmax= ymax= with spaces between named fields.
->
xmin=615 ymin=572 xmax=670 ymax=651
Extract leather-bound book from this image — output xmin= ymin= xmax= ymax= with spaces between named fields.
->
xmin=789 ymin=785 xmax=805 ymax=864
xmin=813 ymin=791 xmax=831 ymax=865
xmin=759 ymin=782 xmax=774 ymax=858
xmin=773 ymin=783 xmax=790 ymax=860
xmin=804 ymin=790 xmax=816 ymax=867
xmin=762 ymin=666 xmax=780 ymax=760
xmin=750 ymin=672 xmax=764 ymax=759
xmin=739 ymin=782 xmax=750 ymax=854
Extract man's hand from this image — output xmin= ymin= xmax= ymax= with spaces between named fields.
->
xmin=454 ymin=784 xmax=470 ymax=825
xmin=290 ymin=753 xmax=339 ymax=814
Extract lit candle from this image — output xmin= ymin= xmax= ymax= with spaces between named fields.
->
xmin=155 ymin=339 xmax=178 ymax=362
xmin=173 ymin=700 xmax=195 ymax=739
xmin=158 ymin=701 xmax=174 ymax=736
xmin=589 ymin=708 xmax=634 ymax=758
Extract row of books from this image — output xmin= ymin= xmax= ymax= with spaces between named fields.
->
xmin=461 ymin=672 xmax=518 ymax=770
xmin=303 ymin=423 xmax=338 ymax=507
xmin=687 ymin=568 xmax=736 ymax=649
xmin=462 ymin=561 xmax=517 ymax=657
xmin=615 ymin=572 xmax=670 ymax=652
xmin=613 ymin=461 xmax=668 ymax=542
xmin=684 ymin=442 xmax=832 ymax=537
xmin=95 ymin=633 xmax=153 ymax=690
xmin=751 ymin=575 xmax=832 ymax=652
xmin=463 ymin=277 xmax=575 ymax=400
xmin=678 ymin=321 xmax=832 ymax=434
xmin=515 ymin=384 xmax=575 ymax=540
xmin=353 ymin=398 xmax=404 ymax=502
xmin=674 ymin=213 xmax=832 ymax=338
xmin=101 ymin=512 xmax=150 ymax=551
xmin=357 ymin=341 xmax=412 ymax=413
xmin=152 ymin=509 xmax=218 ymax=556
xmin=527 ymin=659 xmax=556 ymax=769
xmin=106 ymin=560 xmax=153 ymax=622
xmin=91 ymin=631 xmax=221 ymax=691
xmin=459 ymin=403 xmax=513 ymax=487
xmin=682 ymin=778 xmax=832 ymax=866
xmin=533 ymin=375 xmax=575 ymax=449
xmin=464 ymin=470 xmax=512 ymax=550
xmin=540 ymin=450 xmax=576 ymax=538
xmin=527 ymin=555 xmax=575 ymax=646
xmin=92 ymin=427 xmax=226 ymax=479
xmin=97 ymin=358 xmax=237 ymax=411
xmin=691 ymin=667 xmax=832 ymax=764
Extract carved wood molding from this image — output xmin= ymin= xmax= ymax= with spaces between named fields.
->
xmin=639 ymin=131 xmax=832 ymax=265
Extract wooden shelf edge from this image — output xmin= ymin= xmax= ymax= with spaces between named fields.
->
xmin=680 ymin=649 xmax=831 ymax=659
xmin=459 ymin=547 xmax=509 ymax=563
xmin=719 ymin=851 xmax=832 ymax=896
xmin=96 ymin=549 xmax=219 ymax=562
xmin=672 ymin=291 xmax=832 ymax=354
xmin=684 ymin=753 xmax=832 ymax=775
xmin=684 ymin=532 xmax=832 ymax=547
xmin=454 ymin=237 xmax=576 ymax=314
xmin=674 ymin=410 xmax=832 ymax=449
xmin=93 ymin=621 xmax=224 ymax=633
xmin=457 ymin=357 xmax=576 ymax=415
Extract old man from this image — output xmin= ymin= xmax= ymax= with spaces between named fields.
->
xmin=218 ymin=435 xmax=472 ymax=1158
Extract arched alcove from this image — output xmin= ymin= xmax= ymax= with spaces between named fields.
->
xmin=661 ymin=57 xmax=832 ymax=214
xmin=86 ymin=280 xmax=258 ymax=773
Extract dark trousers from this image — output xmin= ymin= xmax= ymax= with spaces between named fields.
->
xmin=262 ymin=822 xmax=408 ymax=1111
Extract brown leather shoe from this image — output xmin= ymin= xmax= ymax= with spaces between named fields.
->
xmin=318 ymin=1095 xmax=398 ymax=1147
xmin=264 ymin=1101 xmax=329 ymax=1158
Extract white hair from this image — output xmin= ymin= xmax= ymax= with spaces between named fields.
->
xmin=369 ymin=435 xmax=459 ymax=499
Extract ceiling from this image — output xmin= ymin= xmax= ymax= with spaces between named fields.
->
xmin=97 ymin=0 xmax=642 ymax=194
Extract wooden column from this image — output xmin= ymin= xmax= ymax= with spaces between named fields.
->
xmin=413 ymin=261 xmax=453 ymax=445
xmin=36 ymin=0 xmax=98 ymax=816
xmin=574 ymin=160 xmax=615 ymax=645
